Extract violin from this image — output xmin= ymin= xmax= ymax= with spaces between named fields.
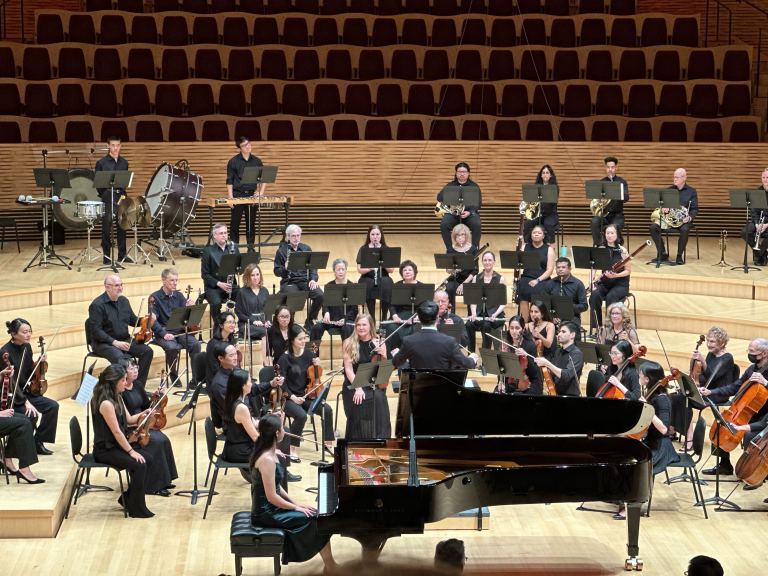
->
xmin=1 ymin=352 xmax=12 ymax=410
xmin=29 ymin=336 xmax=48 ymax=396
xmin=269 ymin=362 xmax=287 ymax=413
xmin=537 ymin=340 xmax=557 ymax=396
xmin=185 ymin=284 xmax=202 ymax=335
xmin=709 ymin=367 xmax=768 ymax=453
xmin=369 ymin=330 xmax=389 ymax=390
xmin=149 ymin=370 xmax=168 ymax=430
xmin=689 ymin=334 xmax=705 ymax=383
xmin=133 ymin=295 xmax=156 ymax=344
xmin=501 ymin=335 xmax=530 ymax=393
xmin=305 ymin=341 xmax=323 ymax=400
xmin=628 ymin=368 xmax=680 ymax=441
xmin=127 ymin=373 xmax=173 ymax=446
xmin=596 ymin=345 xmax=647 ymax=399
xmin=735 ymin=425 xmax=768 ymax=487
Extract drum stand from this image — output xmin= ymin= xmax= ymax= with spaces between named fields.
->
xmin=70 ymin=217 xmax=102 ymax=272
xmin=148 ymin=211 xmax=175 ymax=264
xmin=122 ymin=220 xmax=153 ymax=268
xmin=23 ymin=200 xmax=72 ymax=272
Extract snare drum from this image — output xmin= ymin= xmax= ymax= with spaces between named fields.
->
xmin=144 ymin=162 xmax=203 ymax=235
xmin=75 ymin=200 xmax=104 ymax=221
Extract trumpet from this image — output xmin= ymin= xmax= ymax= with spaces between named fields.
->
xmin=518 ymin=201 xmax=540 ymax=220
xmin=754 ymin=212 xmax=765 ymax=250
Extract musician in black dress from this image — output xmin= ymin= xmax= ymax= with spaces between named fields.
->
xmin=639 ymin=361 xmax=681 ymax=475
xmin=434 ymin=289 xmax=469 ymax=348
xmin=201 ymin=223 xmax=239 ymax=314
xmin=588 ymin=224 xmax=630 ymax=333
xmin=499 ymin=315 xmax=541 ymax=395
xmin=205 ymin=311 xmax=237 ymax=388
xmin=523 ymin=164 xmax=559 ymax=245
xmin=540 ymin=257 xmax=588 ymax=335
xmin=534 ymin=322 xmax=583 ymax=396
xmin=386 ymin=260 xmax=422 ymax=350
xmin=263 ymin=306 xmax=295 ymax=367
xmin=95 ymin=135 xmax=129 ymax=264
xmin=356 ymin=224 xmax=394 ymax=321
xmin=274 ymin=224 xmax=323 ymax=330
xmin=586 ymin=303 xmax=641 ymax=397
xmin=119 ymin=358 xmax=177 ymax=497
xmin=595 ymin=340 xmax=641 ymax=400
xmin=87 ymin=274 xmax=154 ymax=388
xmin=310 ymin=258 xmax=357 ymax=349
xmin=277 ymin=325 xmax=334 ymax=461
xmin=442 ymin=223 xmax=479 ymax=312
xmin=526 ymin=300 xmax=556 ymax=360
xmin=438 ymin=162 xmax=482 ymax=250
xmin=1 ymin=318 xmax=59 ymax=455
xmin=741 ymin=168 xmax=768 ymax=266
xmin=150 ymin=267 xmax=202 ymax=384
xmin=590 ymin=156 xmax=629 ymax=246
xmin=466 ymin=251 xmax=506 ymax=353
xmin=1 ymin=363 xmax=44 ymax=483
xmin=518 ymin=224 xmax=555 ymax=322
xmin=342 ymin=313 xmax=391 ymax=440
xmin=235 ymin=262 xmax=269 ymax=340
xmin=91 ymin=363 xmax=153 ymax=518
xmin=226 ymin=136 xmax=264 ymax=248
xmin=250 ymin=414 xmax=337 ymax=570
xmin=222 ymin=367 xmax=261 ymax=481
xmin=649 ymin=167 xmax=699 ymax=266
xmin=699 ymin=338 xmax=768 ymax=475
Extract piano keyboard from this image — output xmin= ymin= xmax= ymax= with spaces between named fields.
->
xmin=317 ymin=464 xmax=337 ymax=516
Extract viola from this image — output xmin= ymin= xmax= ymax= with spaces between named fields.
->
xmin=133 ymin=295 xmax=156 ymax=344
xmin=689 ymin=334 xmax=705 ymax=383
xmin=269 ymin=362 xmax=287 ymax=413
xmin=596 ymin=345 xmax=647 ymax=399
xmin=710 ymin=368 xmax=768 ymax=452
xmin=369 ymin=330 xmax=390 ymax=390
xmin=537 ymin=340 xmax=557 ymax=396
xmin=1 ymin=352 xmax=12 ymax=410
xmin=735 ymin=426 xmax=768 ymax=487
xmin=502 ymin=337 xmax=530 ymax=393
xmin=305 ymin=341 xmax=323 ymax=400
xmin=149 ymin=370 xmax=168 ymax=430
xmin=29 ymin=335 xmax=48 ymax=396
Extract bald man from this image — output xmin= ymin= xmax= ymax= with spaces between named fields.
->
xmin=86 ymin=275 xmax=154 ymax=384
xmin=649 ymin=168 xmax=699 ymax=266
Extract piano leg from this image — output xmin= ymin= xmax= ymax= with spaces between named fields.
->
xmin=624 ymin=502 xmax=644 ymax=571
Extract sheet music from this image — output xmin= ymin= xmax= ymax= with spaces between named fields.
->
xmin=75 ymin=372 xmax=98 ymax=405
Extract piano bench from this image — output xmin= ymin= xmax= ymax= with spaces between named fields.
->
xmin=230 ymin=511 xmax=285 ymax=576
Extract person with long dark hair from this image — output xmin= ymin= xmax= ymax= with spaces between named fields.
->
xmin=263 ymin=305 xmax=295 ymax=367
xmin=356 ymin=224 xmax=395 ymax=321
xmin=249 ymin=414 xmax=337 ymax=570
xmin=517 ymin=225 xmax=555 ymax=322
xmin=639 ymin=361 xmax=680 ymax=475
xmin=222 ymin=368 xmax=259 ymax=481
xmin=522 ymin=164 xmax=559 ymax=244
xmin=91 ymin=363 xmax=154 ymax=518
xmin=592 ymin=339 xmax=641 ymax=400
xmin=205 ymin=310 xmax=238 ymax=386
xmin=588 ymin=224 xmax=630 ymax=333
xmin=0 ymin=318 xmax=59 ymax=455
xmin=500 ymin=316 xmax=541 ymax=395
xmin=341 ymin=313 xmax=391 ymax=439
xmin=277 ymin=325 xmax=334 ymax=462
xmin=525 ymin=300 xmax=556 ymax=360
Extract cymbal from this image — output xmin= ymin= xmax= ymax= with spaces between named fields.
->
xmin=138 ymin=196 xmax=152 ymax=228
xmin=117 ymin=196 xmax=149 ymax=230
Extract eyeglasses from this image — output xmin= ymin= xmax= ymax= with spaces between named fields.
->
xmin=107 ymin=283 xmax=123 ymax=287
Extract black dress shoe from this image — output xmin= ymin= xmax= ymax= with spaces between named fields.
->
xmin=743 ymin=481 xmax=764 ymax=491
xmin=165 ymin=484 xmax=176 ymax=490
xmin=675 ymin=255 xmax=685 ymax=265
xmin=152 ymin=488 xmax=171 ymax=497
xmin=286 ymin=471 xmax=302 ymax=483
xmin=288 ymin=454 xmax=301 ymax=463
xmin=702 ymin=465 xmax=733 ymax=476
xmin=16 ymin=471 xmax=45 ymax=484
xmin=103 ymin=257 xmax=111 ymax=265
xmin=36 ymin=443 xmax=53 ymax=455
xmin=651 ymin=254 xmax=669 ymax=264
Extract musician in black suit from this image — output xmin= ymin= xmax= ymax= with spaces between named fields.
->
xmin=534 ymin=322 xmax=583 ymax=396
xmin=590 ymin=156 xmax=629 ymax=247
xmin=201 ymin=223 xmax=240 ymax=314
xmin=649 ymin=167 xmax=699 ymax=266
xmin=226 ymin=136 xmax=264 ymax=248
xmin=438 ymin=162 xmax=482 ymax=250
xmin=540 ymin=257 xmax=588 ymax=334
xmin=741 ymin=168 xmax=768 ymax=265
xmin=95 ymin=135 xmax=129 ymax=264
xmin=392 ymin=300 xmax=477 ymax=371
xmin=273 ymin=224 xmax=323 ymax=330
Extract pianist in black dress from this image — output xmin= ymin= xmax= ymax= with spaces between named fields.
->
xmin=262 ymin=306 xmax=295 ymax=367
xmin=499 ymin=315 xmax=541 ymax=395
xmin=639 ymin=361 xmax=680 ymax=475
xmin=119 ymin=358 xmax=177 ymax=496
xmin=235 ymin=262 xmax=269 ymax=341
xmin=250 ymin=414 xmax=337 ymax=569
xmin=341 ymin=313 xmax=391 ymax=439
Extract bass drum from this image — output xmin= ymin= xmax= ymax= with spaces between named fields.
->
xmin=52 ymin=168 xmax=100 ymax=230
xmin=144 ymin=162 xmax=203 ymax=236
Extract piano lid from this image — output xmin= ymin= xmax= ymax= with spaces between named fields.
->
xmin=395 ymin=369 xmax=654 ymax=438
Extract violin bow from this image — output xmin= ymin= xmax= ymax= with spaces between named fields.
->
xmin=482 ymin=331 xmax=536 ymax=359
xmin=8 ymin=347 xmax=27 ymax=406
xmin=23 ymin=327 xmax=61 ymax=391
xmin=135 ymin=369 xmax=186 ymax=429
xmin=302 ymin=367 xmax=344 ymax=400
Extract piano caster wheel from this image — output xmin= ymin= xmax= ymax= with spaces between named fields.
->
xmin=625 ymin=557 xmax=643 ymax=571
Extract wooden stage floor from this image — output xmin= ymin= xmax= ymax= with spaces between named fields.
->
xmin=0 ymin=233 xmax=766 ymax=575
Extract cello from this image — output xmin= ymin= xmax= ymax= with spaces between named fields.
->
xmin=735 ymin=426 xmax=768 ymax=487
xmin=709 ymin=367 xmax=768 ymax=453
xmin=689 ymin=334 xmax=705 ymax=383
xmin=628 ymin=368 xmax=681 ymax=441
xmin=596 ymin=345 xmax=647 ymax=399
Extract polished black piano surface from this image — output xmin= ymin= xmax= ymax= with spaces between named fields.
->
xmin=317 ymin=370 xmax=653 ymax=570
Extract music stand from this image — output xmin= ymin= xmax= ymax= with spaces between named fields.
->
xmin=307 ymin=381 xmax=334 ymax=464
xmin=25 ymin=168 xmax=72 ymax=271
xmin=643 ymin=187 xmax=680 ymax=268
xmin=264 ymin=291 xmax=308 ymax=320
xmin=166 ymin=303 xmax=207 ymax=397
xmin=324 ymin=283 xmax=366 ymax=319
xmin=585 ymin=180 xmax=625 ymax=242
xmin=699 ymin=396 xmax=740 ymax=511
xmin=665 ymin=372 xmax=707 ymax=486
xmin=577 ymin=342 xmax=613 ymax=366
xmin=728 ymin=188 xmax=768 ymax=274
xmin=351 ymin=359 xmax=395 ymax=440
xmin=463 ymin=283 xmax=506 ymax=354
xmin=93 ymin=169 xmax=133 ymax=272
xmin=537 ymin=293 xmax=575 ymax=326
xmin=390 ymin=283 xmax=436 ymax=317
xmin=440 ymin=183 xmax=481 ymax=212
xmin=437 ymin=323 xmax=462 ymax=343
xmin=241 ymin=165 xmax=279 ymax=257
xmin=360 ymin=246 xmax=401 ymax=323
xmin=499 ymin=250 xmax=540 ymax=272
xmin=480 ymin=348 xmax=524 ymax=381
xmin=286 ymin=251 xmax=329 ymax=325
xmin=175 ymin=381 xmax=210 ymax=505
xmin=434 ymin=252 xmax=475 ymax=277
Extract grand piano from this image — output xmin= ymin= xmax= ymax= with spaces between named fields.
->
xmin=318 ymin=369 xmax=655 ymax=571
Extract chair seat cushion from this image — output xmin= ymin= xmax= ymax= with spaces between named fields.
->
xmin=231 ymin=511 xmax=285 ymax=555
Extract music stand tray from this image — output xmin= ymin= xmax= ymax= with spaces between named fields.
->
xmin=585 ymin=180 xmax=625 ymax=201
xmin=390 ymin=284 xmax=436 ymax=310
xmin=264 ymin=292 xmax=309 ymax=318
xmin=434 ymin=253 xmax=475 ymax=271
xmin=219 ymin=252 xmax=260 ymax=277
xmin=437 ymin=323 xmax=462 ymax=343
xmin=359 ymin=247 xmax=401 ymax=270
xmin=537 ymin=294 xmax=575 ymax=324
